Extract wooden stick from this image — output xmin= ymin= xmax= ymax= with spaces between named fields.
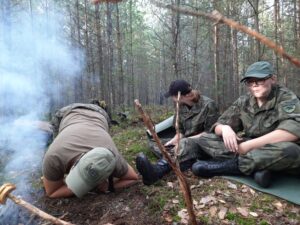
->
xmin=8 ymin=194 xmax=74 ymax=225
xmin=153 ymin=2 xmax=300 ymax=68
xmin=174 ymin=92 xmax=181 ymax=163
xmin=134 ymin=99 xmax=198 ymax=225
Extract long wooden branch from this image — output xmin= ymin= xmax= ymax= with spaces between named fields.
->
xmin=154 ymin=2 xmax=300 ymax=68
xmin=174 ymin=92 xmax=181 ymax=163
xmin=134 ymin=99 xmax=198 ymax=225
xmin=8 ymin=194 xmax=73 ymax=225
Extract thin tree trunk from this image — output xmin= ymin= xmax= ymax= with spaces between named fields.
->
xmin=115 ymin=3 xmax=125 ymax=109
xmin=75 ymin=0 xmax=83 ymax=102
xmin=213 ymin=24 xmax=221 ymax=108
xmin=106 ymin=2 xmax=113 ymax=115
xmin=171 ymin=0 xmax=181 ymax=78
xmin=253 ymin=0 xmax=261 ymax=60
xmin=94 ymin=4 xmax=105 ymax=100
xmin=191 ymin=3 xmax=200 ymax=87
xmin=128 ymin=0 xmax=135 ymax=106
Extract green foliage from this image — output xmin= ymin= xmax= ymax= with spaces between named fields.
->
xmin=226 ymin=212 xmax=256 ymax=225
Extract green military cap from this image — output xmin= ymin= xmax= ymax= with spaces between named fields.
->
xmin=240 ymin=61 xmax=274 ymax=82
xmin=66 ymin=147 xmax=116 ymax=198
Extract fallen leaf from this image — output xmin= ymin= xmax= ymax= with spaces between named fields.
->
xmin=200 ymin=195 xmax=216 ymax=205
xmin=218 ymin=207 xmax=228 ymax=219
xmin=227 ymin=181 xmax=237 ymax=189
xmin=273 ymin=201 xmax=283 ymax=211
xmin=163 ymin=211 xmax=173 ymax=223
xmin=249 ymin=212 xmax=258 ymax=217
xmin=249 ymin=188 xmax=256 ymax=195
xmin=195 ymin=204 xmax=205 ymax=210
xmin=209 ymin=206 xmax=218 ymax=217
xmin=241 ymin=187 xmax=248 ymax=193
xmin=218 ymin=199 xmax=226 ymax=204
xmin=167 ymin=182 xmax=174 ymax=188
xmin=178 ymin=209 xmax=189 ymax=224
xmin=172 ymin=199 xmax=179 ymax=204
xmin=237 ymin=207 xmax=249 ymax=217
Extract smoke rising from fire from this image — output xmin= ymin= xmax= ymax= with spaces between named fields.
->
xmin=0 ymin=1 xmax=84 ymax=223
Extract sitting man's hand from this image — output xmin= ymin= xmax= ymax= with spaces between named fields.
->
xmin=221 ymin=125 xmax=242 ymax=153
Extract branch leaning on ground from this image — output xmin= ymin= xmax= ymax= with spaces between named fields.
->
xmin=134 ymin=99 xmax=198 ymax=225
xmin=0 ymin=183 xmax=73 ymax=225
xmin=153 ymin=2 xmax=300 ymax=68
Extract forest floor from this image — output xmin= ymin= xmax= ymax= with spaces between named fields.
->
xmin=4 ymin=106 xmax=300 ymax=225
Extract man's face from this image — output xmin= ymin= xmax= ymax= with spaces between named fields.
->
xmin=172 ymin=94 xmax=192 ymax=105
xmin=245 ymin=76 xmax=275 ymax=99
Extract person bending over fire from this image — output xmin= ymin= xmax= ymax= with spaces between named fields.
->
xmin=42 ymin=102 xmax=138 ymax=198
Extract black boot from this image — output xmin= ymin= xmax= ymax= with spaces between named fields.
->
xmin=192 ymin=158 xmax=243 ymax=178
xmin=254 ymin=170 xmax=272 ymax=188
xmin=136 ymin=153 xmax=171 ymax=185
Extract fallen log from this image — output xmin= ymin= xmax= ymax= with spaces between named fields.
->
xmin=0 ymin=183 xmax=73 ymax=225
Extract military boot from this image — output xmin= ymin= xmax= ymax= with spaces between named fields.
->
xmin=136 ymin=153 xmax=171 ymax=185
xmin=254 ymin=170 xmax=272 ymax=188
xmin=192 ymin=158 xmax=242 ymax=178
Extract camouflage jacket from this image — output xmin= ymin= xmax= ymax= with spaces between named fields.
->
xmin=51 ymin=103 xmax=109 ymax=138
xmin=215 ymin=85 xmax=300 ymax=138
xmin=177 ymin=95 xmax=219 ymax=137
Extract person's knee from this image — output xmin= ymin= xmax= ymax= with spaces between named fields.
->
xmin=282 ymin=143 xmax=300 ymax=159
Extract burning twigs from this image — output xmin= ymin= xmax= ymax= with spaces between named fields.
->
xmin=0 ymin=183 xmax=73 ymax=225
xmin=153 ymin=2 xmax=300 ymax=68
xmin=134 ymin=99 xmax=198 ymax=225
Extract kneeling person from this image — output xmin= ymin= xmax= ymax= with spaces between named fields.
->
xmin=42 ymin=103 xmax=138 ymax=198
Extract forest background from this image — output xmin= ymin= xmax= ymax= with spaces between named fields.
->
xmin=1 ymin=0 xmax=300 ymax=117
xmin=1 ymin=1 xmax=300 ymax=224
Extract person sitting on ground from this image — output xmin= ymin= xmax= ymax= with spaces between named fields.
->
xmin=136 ymin=79 xmax=219 ymax=185
xmin=191 ymin=61 xmax=300 ymax=187
xmin=42 ymin=102 xmax=138 ymax=198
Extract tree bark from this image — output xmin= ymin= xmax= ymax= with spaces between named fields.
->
xmin=116 ymin=3 xmax=125 ymax=109
xmin=94 ymin=3 xmax=105 ymax=100
xmin=106 ymin=2 xmax=114 ymax=115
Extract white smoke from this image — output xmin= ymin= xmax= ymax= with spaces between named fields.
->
xmin=0 ymin=1 xmax=84 ymax=223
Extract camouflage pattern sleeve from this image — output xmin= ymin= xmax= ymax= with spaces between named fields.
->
xmin=50 ymin=105 xmax=71 ymax=138
xmin=210 ymin=97 xmax=244 ymax=133
xmin=276 ymin=89 xmax=300 ymax=137
xmin=203 ymin=101 xmax=220 ymax=132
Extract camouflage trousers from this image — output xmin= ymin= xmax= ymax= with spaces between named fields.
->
xmin=178 ymin=133 xmax=300 ymax=175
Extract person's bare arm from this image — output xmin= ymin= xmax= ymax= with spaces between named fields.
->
xmin=43 ymin=177 xmax=74 ymax=198
xmin=238 ymin=129 xmax=299 ymax=154
xmin=113 ymin=164 xmax=138 ymax=190
xmin=98 ymin=164 xmax=138 ymax=192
